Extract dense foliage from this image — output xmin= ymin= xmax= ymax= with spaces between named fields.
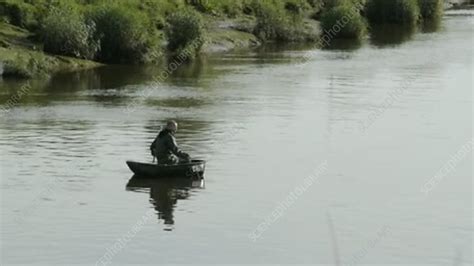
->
xmin=185 ymin=0 xmax=247 ymax=17
xmin=0 ymin=0 xmax=448 ymax=65
xmin=87 ymin=5 xmax=160 ymax=63
xmin=165 ymin=9 xmax=204 ymax=58
xmin=39 ymin=5 xmax=99 ymax=59
xmin=320 ymin=2 xmax=367 ymax=39
xmin=418 ymin=0 xmax=443 ymax=20
xmin=252 ymin=0 xmax=314 ymax=42
xmin=322 ymin=0 xmax=366 ymax=9
xmin=366 ymin=0 xmax=420 ymax=25
xmin=0 ymin=0 xmax=37 ymax=29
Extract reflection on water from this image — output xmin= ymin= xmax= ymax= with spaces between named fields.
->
xmin=420 ymin=19 xmax=442 ymax=33
xmin=322 ymin=38 xmax=363 ymax=50
xmin=126 ymin=177 xmax=205 ymax=230
xmin=44 ymin=65 xmax=160 ymax=94
xmin=369 ymin=24 xmax=416 ymax=47
xmin=369 ymin=17 xmax=443 ymax=47
xmin=170 ymin=57 xmax=208 ymax=79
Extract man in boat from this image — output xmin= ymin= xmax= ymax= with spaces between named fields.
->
xmin=150 ymin=120 xmax=190 ymax=165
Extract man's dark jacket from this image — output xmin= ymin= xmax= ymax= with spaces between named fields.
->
xmin=150 ymin=129 xmax=189 ymax=164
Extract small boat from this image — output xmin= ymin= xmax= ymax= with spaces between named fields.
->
xmin=126 ymin=160 xmax=205 ymax=178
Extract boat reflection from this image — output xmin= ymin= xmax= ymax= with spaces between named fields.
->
xmin=126 ymin=176 xmax=204 ymax=230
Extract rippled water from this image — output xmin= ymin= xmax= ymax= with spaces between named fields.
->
xmin=1 ymin=11 xmax=473 ymax=265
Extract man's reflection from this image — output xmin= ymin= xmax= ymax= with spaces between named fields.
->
xmin=126 ymin=177 xmax=204 ymax=229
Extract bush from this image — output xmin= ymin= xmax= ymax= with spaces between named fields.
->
xmin=38 ymin=5 xmax=99 ymax=59
xmin=418 ymin=0 xmax=443 ymax=20
xmin=0 ymin=0 xmax=37 ymax=29
xmin=136 ymin=0 xmax=181 ymax=29
xmin=366 ymin=0 xmax=420 ymax=25
xmin=284 ymin=0 xmax=311 ymax=14
xmin=88 ymin=5 xmax=159 ymax=63
xmin=164 ymin=9 xmax=204 ymax=57
xmin=306 ymin=0 xmax=324 ymax=14
xmin=320 ymin=3 xmax=367 ymax=39
xmin=306 ymin=0 xmax=324 ymax=12
xmin=253 ymin=1 xmax=287 ymax=41
xmin=185 ymin=0 xmax=244 ymax=16
xmin=252 ymin=0 xmax=311 ymax=42
xmin=219 ymin=0 xmax=246 ymax=17
xmin=2 ymin=59 xmax=33 ymax=78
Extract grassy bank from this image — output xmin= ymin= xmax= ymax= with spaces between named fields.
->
xmin=0 ymin=0 xmax=450 ymax=79
xmin=0 ymin=0 xmax=323 ymax=78
xmin=0 ymin=22 xmax=101 ymax=78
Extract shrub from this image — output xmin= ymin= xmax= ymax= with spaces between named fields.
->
xmin=252 ymin=0 xmax=311 ymax=42
xmin=88 ymin=5 xmax=159 ymax=63
xmin=307 ymin=0 xmax=325 ymax=19
xmin=253 ymin=1 xmax=287 ymax=41
xmin=219 ymin=1 xmax=246 ymax=17
xmin=284 ymin=0 xmax=311 ymax=15
xmin=418 ymin=0 xmax=443 ymax=20
xmin=38 ymin=5 xmax=99 ymax=59
xmin=321 ymin=0 xmax=366 ymax=10
xmin=185 ymin=0 xmax=245 ymax=16
xmin=366 ymin=0 xmax=420 ymax=25
xmin=136 ymin=0 xmax=181 ymax=29
xmin=320 ymin=3 xmax=367 ymax=39
xmin=2 ymin=59 xmax=33 ymax=78
xmin=306 ymin=0 xmax=324 ymax=14
xmin=164 ymin=9 xmax=204 ymax=57
xmin=0 ymin=0 xmax=37 ymax=29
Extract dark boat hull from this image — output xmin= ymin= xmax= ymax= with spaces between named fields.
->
xmin=126 ymin=160 xmax=205 ymax=178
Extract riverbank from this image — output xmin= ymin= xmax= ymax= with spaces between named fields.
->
xmin=202 ymin=15 xmax=320 ymax=53
xmin=0 ymin=0 xmax=325 ymax=79
xmin=0 ymin=0 xmax=471 ymax=80
xmin=0 ymin=15 xmax=318 ymax=79
xmin=0 ymin=18 xmax=258 ymax=79
xmin=202 ymin=16 xmax=261 ymax=53
xmin=0 ymin=22 xmax=256 ymax=79
xmin=0 ymin=23 xmax=102 ymax=79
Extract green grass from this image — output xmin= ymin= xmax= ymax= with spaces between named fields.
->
xmin=0 ymin=22 xmax=100 ymax=78
xmin=0 ymin=46 xmax=101 ymax=78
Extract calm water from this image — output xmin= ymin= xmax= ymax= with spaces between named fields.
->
xmin=1 ymin=11 xmax=473 ymax=265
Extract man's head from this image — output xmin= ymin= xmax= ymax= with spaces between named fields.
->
xmin=166 ymin=120 xmax=178 ymax=133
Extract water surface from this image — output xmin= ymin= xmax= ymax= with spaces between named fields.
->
xmin=1 ymin=11 xmax=472 ymax=265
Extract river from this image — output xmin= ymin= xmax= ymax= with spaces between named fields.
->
xmin=1 ymin=9 xmax=472 ymax=265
